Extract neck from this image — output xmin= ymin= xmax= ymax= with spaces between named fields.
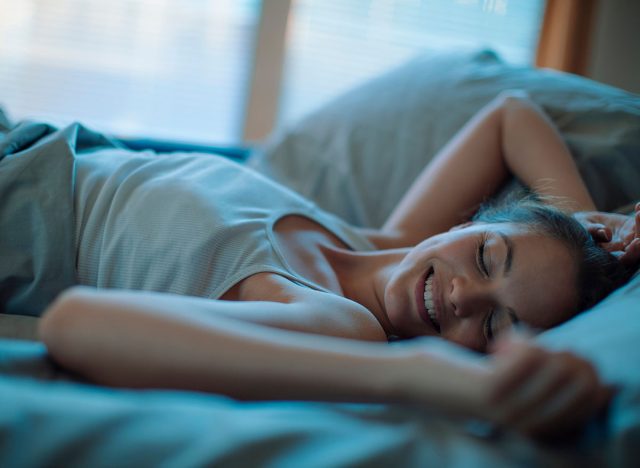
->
xmin=319 ymin=243 xmax=408 ymax=335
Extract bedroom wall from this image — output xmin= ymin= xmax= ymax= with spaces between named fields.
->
xmin=587 ymin=0 xmax=640 ymax=95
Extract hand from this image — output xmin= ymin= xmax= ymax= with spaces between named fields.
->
xmin=476 ymin=332 xmax=613 ymax=438
xmin=574 ymin=203 xmax=640 ymax=267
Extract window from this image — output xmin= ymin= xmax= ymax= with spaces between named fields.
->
xmin=280 ymin=0 xmax=545 ymax=124
xmin=0 ymin=0 xmax=544 ymax=144
xmin=0 ymin=0 xmax=258 ymax=144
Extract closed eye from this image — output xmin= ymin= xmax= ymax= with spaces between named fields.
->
xmin=484 ymin=310 xmax=495 ymax=344
xmin=476 ymin=234 xmax=489 ymax=277
xmin=477 ymin=234 xmax=493 ymax=346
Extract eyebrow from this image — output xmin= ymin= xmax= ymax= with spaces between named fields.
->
xmin=497 ymin=231 xmax=514 ymax=277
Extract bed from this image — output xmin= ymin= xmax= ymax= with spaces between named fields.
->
xmin=1 ymin=49 xmax=639 ymax=467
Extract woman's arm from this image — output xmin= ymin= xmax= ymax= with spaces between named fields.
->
xmin=381 ymin=92 xmax=596 ymax=247
xmin=39 ymin=286 xmax=608 ymax=438
xmin=39 ymin=286 xmax=482 ymax=405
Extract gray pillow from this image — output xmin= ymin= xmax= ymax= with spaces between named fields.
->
xmin=249 ymin=49 xmax=640 ymax=228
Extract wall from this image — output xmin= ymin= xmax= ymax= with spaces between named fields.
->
xmin=587 ymin=0 xmax=640 ymax=94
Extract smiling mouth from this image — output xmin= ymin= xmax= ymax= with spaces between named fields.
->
xmin=417 ymin=268 xmax=441 ymax=333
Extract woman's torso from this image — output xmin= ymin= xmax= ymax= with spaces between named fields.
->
xmin=73 ymin=150 xmax=375 ymax=303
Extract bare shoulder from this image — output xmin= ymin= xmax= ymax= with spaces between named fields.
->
xmin=297 ymin=287 xmax=389 ymax=342
xmin=241 ymin=273 xmax=389 ymax=342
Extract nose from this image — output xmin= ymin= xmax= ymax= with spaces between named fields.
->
xmin=449 ymin=275 xmax=492 ymax=318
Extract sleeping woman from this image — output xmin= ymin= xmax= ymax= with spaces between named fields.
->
xmin=38 ymin=92 xmax=639 ymax=438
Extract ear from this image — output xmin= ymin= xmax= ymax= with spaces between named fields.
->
xmin=449 ymin=221 xmax=474 ymax=232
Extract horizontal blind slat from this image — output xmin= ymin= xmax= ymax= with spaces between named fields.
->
xmin=0 ymin=0 xmax=258 ymax=144
xmin=278 ymin=0 xmax=544 ymax=125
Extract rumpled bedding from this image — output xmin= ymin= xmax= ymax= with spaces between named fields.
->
xmin=0 ymin=117 xmax=118 ymax=316
xmin=0 ymin=339 xmax=618 ymax=468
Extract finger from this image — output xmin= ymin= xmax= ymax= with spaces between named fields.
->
xmin=626 ymin=236 xmax=640 ymax=252
xmin=585 ymin=223 xmax=611 ymax=242
xmin=519 ymin=380 xmax=594 ymax=437
xmin=496 ymin=355 xmax=569 ymax=425
xmin=623 ymin=210 xmax=640 ymax=244
xmin=489 ymin=325 xmax=536 ymax=354
xmin=620 ymin=238 xmax=640 ymax=267
xmin=597 ymin=228 xmax=612 ymax=242
xmin=605 ymin=239 xmax=626 ymax=250
xmin=585 ymin=222 xmax=605 ymax=232
xmin=489 ymin=344 xmax=546 ymax=403
xmin=516 ymin=370 xmax=600 ymax=438
xmin=515 ymin=356 xmax=603 ymax=438
xmin=599 ymin=241 xmax=626 ymax=253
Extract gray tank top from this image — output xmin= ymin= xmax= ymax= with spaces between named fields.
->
xmin=74 ymin=150 xmax=375 ymax=299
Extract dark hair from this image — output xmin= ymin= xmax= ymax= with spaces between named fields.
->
xmin=473 ymin=199 xmax=633 ymax=317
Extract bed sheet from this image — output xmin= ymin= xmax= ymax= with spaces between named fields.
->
xmin=0 ymin=120 xmax=117 ymax=317
xmin=0 ymin=338 xmax=613 ymax=468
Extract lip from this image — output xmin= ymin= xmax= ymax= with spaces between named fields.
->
xmin=415 ymin=267 xmax=437 ymax=331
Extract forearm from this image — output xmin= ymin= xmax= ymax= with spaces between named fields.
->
xmin=383 ymin=94 xmax=596 ymax=246
xmin=39 ymin=288 xmax=428 ymax=404
xmin=383 ymin=98 xmax=509 ymax=244
xmin=501 ymin=96 xmax=596 ymax=212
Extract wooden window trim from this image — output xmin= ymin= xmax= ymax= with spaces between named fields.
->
xmin=535 ymin=0 xmax=598 ymax=75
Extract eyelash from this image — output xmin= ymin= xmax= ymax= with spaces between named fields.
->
xmin=476 ymin=234 xmax=494 ymax=343
xmin=476 ymin=234 xmax=489 ymax=278
xmin=484 ymin=313 xmax=494 ymax=343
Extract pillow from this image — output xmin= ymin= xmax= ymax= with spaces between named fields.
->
xmin=249 ymin=49 xmax=640 ymax=228
xmin=537 ymin=271 xmax=640 ymax=389
xmin=0 ymin=106 xmax=11 ymax=132
xmin=535 ymin=271 xmax=640 ymax=457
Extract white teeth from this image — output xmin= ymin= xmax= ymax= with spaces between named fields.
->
xmin=423 ymin=272 xmax=440 ymax=330
xmin=423 ymin=275 xmax=434 ymax=312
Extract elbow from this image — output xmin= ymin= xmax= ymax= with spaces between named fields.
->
xmin=495 ymin=91 xmax=537 ymax=124
xmin=38 ymin=286 xmax=97 ymax=370
xmin=495 ymin=89 xmax=531 ymax=107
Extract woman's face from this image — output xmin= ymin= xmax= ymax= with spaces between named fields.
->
xmin=383 ymin=222 xmax=578 ymax=351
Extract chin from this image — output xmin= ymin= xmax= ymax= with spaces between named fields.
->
xmin=382 ymin=286 xmax=405 ymax=336
xmin=384 ymin=300 xmax=420 ymax=339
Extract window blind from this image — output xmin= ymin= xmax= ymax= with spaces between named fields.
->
xmin=279 ymin=0 xmax=545 ymax=125
xmin=0 ymin=0 xmax=259 ymax=144
xmin=0 ymin=0 xmax=545 ymax=143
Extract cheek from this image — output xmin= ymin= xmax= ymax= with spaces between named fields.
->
xmin=444 ymin=325 xmax=485 ymax=352
xmin=505 ymin=282 xmax=576 ymax=329
xmin=384 ymin=267 xmax=410 ymax=313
